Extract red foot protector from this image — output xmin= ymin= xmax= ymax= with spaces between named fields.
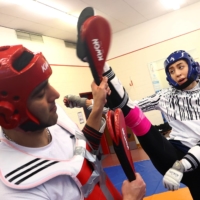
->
xmin=81 ymin=16 xmax=111 ymax=85
xmin=106 ymin=108 xmax=136 ymax=181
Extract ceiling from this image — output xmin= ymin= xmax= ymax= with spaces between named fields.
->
xmin=0 ymin=0 xmax=199 ymax=43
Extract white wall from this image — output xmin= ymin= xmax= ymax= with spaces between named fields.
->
xmin=49 ymin=65 xmax=93 ymax=129
xmin=0 ymin=26 xmax=85 ymax=66
xmin=106 ymin=2 xmax=200 ymax=128
xmin=109 ymin=2 xmax=200 ymax=59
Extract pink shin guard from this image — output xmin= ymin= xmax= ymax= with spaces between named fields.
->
xmin=125 ymin=107 xmax=151 ymax=136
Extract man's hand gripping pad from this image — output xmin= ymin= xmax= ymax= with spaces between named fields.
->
xmin=106 ymin=108 xmax=136 ymax=181
xmin=81 ymin=16 xmax=111 ymax=85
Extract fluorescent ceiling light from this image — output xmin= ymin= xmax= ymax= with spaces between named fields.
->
xmin=5 ymin=0 xmax=78 ymax=24
xmin=160 ymin=0 xmax=185 ymax=10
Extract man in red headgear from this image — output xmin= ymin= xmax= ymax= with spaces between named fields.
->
xmin=0 ymin=45 xmax=146 ymax=200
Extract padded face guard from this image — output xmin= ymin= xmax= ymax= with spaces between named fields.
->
xmin=0 ymin=45 xmax=52 ymax=129
xmin=80 ymin=15 xmax=111 ymax=85
xmin=164 ymin=50 xmax=199 ymax=89
xmin=106 ymin=108 xmax=136 ymax=181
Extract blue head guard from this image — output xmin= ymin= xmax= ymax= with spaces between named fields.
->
xmin=164 ymin=50 xmax=200 ymax=89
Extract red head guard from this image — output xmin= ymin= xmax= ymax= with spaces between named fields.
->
xmin=0 ymin=45 xmax=52 ymax=129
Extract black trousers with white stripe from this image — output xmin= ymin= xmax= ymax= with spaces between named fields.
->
xmin=137 ymin=125 xmax=200 ymax=200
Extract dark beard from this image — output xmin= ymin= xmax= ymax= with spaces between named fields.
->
xmin=19 ymin=120 xmax=52 ymax=132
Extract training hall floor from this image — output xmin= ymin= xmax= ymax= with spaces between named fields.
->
xmin=101 ymin=147 xmax=193 ymax=200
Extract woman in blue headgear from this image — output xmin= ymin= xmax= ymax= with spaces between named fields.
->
xmin=76 ymin=50 xmax=200 ymax=200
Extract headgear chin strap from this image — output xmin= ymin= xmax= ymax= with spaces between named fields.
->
xmin=0 ymin=45 xmax=52 ymax=130
xmin=164 ymin=50 xmax=200 ymax=90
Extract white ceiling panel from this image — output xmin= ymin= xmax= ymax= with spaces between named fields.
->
xmin=0 ymin=0 xmax=199 ymax=42
xmin=91 ymin=9 xmax=127 ymax=33
xmin=108 ymin=18 xmax=129 ymax=33
xmin=0 ymin=4 xmax=26 ymax=16
xmin=7 ymin=18 xmax=50 ymax=34
xmin=0 ymin=4 xmax=61 ymax=22
xmin=36 ymin=0 xmax=72 ymax=12
xmin=38 ymin=0 xmax=90 ymax=17
xmin=0 ymin=0 xmax=12 ymax=6
xmin=113 ymin=8 xmax=146 ymax=26
xmin=127 ymin=0 xmax=168 ymax=16
xmin=81 ymin=0 xmax=120 ymax=15
xmin=0 ymin=13 xmax=15 ymax=25
xmin=124 ymin=0 xmax=200 ymax=10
